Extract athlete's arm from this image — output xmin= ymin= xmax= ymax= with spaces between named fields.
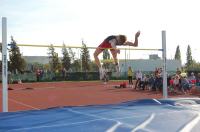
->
xmin=123 ymin=41 xmax=137 ymax=46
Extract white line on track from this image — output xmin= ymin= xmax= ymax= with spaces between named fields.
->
xmin=8 ymin=98 xmax=40 ymax=110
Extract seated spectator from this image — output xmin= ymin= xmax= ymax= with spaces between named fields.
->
xmin=169 ymin=76 xmax=175 ymax=93
xmin=173 ymin=74 xmax=181 ymax=92
xmin=154 ymin=73 xmax=162 ymax=92
xmin=134 ymin=70 xmax=142 ymax=90
xmin=144 ymin=74 xmax=150 ymax=90
xmin=180 ymin=76 xmax=191 ymax=94
xmin=139 ymin=74 xmax=147 ymax=90
xmin=148 ymin=74 xmax=155 ymax=91
xmin=139 ymin=74 xmax=149 ymax=90
xmin=188 ymin=72 xmax=196 ymax=85
xmin=176 ymin=68 xmax=181 ymax=76
xmin=196 ymin=73 xmax=200 ymax=86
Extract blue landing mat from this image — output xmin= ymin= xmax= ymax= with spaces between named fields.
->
xmin=1 ymin=98 xmax=200 ymax=132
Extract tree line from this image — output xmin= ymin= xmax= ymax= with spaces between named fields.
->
xmin=6 ymin=37 xmax=99 ymax=74
xmin=174 ymin=45 xmax=200 ymax=72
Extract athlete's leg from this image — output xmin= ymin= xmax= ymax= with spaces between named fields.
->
xmin=94 ymin=48 xmax=104 ymax=79
xmin=93 ymin=48 xmax=103 ymax=68
xmin=110 ymin=49 xmax=118 ymax=65
xmin=110 ymin=49 xmax=120 ymax=77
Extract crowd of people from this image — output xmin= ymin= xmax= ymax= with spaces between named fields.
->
xmin=168 ymin=70 xmax=198 ymax=94
xmin=133 ymin=67 xmax=163 ymax=92
xmin=122 ymin=67 xmax=199 ymax=95
xmin=34 ymin=65 xmax=200 ymax=95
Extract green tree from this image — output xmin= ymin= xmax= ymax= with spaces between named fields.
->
xmin=67 ymin=46 xmax=79 ymax=71
xmin=31 ymin=62 xmax=44 ymax=71
xmin=9 ymin=36 xmax=26 ymax=74
xmin=187 ymin=62 xmax=200 ymax=72
xmin=71 ymin=59 xmax=81 ymax=72
xmin=68 ymin=47 xmax=75 ymax=62
xmin=47 ymin=44 xmax=61 ymax=72
xmin=81 ymin=41 xmax=90 ymax=72
xmin=62 ymin=44 xmax=71 ymax=71
xmin=186 ymin=45 xmax=194 ymax=68
xmin=89 ymin=61 xmax=99 ymax=72
xmin=174 ymin=45 xmax=181 ymax=60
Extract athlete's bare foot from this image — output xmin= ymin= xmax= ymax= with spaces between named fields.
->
xmin=133 ymin=31 xmax=140 ymax=47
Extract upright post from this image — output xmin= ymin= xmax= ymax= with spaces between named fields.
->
xmin=162 ymin=30 xmax=168 ymax=98
xmin=125 ymin=48 xmax=127 ymax=76
xmin=2 ymin=17 xmax=8 ymax=112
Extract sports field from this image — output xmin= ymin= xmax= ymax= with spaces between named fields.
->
xmin=0 ymin=81 xmax=198 ymax=112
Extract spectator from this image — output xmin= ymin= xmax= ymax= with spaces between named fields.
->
xmin=154 ymin=73 xmax=163 ymax=92
xmin=36 ymin=69 xmax=40 ymax=81
xmin=144 ymin=74 xmax=150 ymax=90
xmin=196 ymin=73 xmax=200 ymax=86
xmin=169 ymin=76 xmax=175 ymax=93
xmin=188 ymin=72 xmax=196 ymax=84
xmin=40 ymin=69 xmax=43 ymax=80
xmin=180 ymin=76 xmax=191 ymax=94
xmin=62 ymin=68 xmax=67 ymax=80
xmin=173 ymin=74 xmax=181 ymax=92
xmin=148 ymin=74 xmax=155 ymax=91
xmin=134 ymin=70 xmax=142 ymax=90
xmin=140 ymin=74 xmax=149 ymax=90
xmin=176 ymin=68 xmax=181 ymax=76
xmin=152 ymin=67 xmax=162 ymax=91
xmin=127 ymin=66 xmax=133 ymax=87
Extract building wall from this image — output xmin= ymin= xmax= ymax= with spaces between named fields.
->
xmin=22 ymin=56 xmax=182 ymax=73
xmin=119 ymin=59 xmax=181 ymax=72
xmin=23 ymin=56 xmax=50 ymax=64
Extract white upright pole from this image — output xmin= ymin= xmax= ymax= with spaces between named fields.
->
xmin=2 ymin=17 xmax=8 ymax=112
xmin=162 ymin=30 xmax=167 ymax=98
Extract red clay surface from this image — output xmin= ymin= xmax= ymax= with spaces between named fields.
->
xmin=0 ymin=81 xmax=199 ymax=112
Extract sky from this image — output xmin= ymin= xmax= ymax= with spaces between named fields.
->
xmin=1 ymin=0 xmax=200 ymax=64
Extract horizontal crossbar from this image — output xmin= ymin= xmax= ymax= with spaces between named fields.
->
xmin=16 ymin=44 xmax=163 ymax=51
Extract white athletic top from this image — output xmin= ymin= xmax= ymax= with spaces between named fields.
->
xmin=109 ymin=39 xmax=117 ymax=48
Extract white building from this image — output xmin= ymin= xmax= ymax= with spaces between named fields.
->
xmin=22 ymin=56 xmax=50 ymax=64
xmin=119 ymin=59 xmax=181 ymax=72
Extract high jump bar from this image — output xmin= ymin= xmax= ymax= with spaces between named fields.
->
xmin=16 ymin=44 xmax=163 ymax=51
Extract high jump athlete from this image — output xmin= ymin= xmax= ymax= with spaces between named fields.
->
xmin=94 ymin=31 xmax=140 ymax=79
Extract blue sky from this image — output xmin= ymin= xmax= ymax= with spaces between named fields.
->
xmin=1 ymin=0 xmax=200 ymax=64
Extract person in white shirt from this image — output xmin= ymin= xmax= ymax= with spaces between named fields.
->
xmin=134 ymin=70 xmax=143 ymax=90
